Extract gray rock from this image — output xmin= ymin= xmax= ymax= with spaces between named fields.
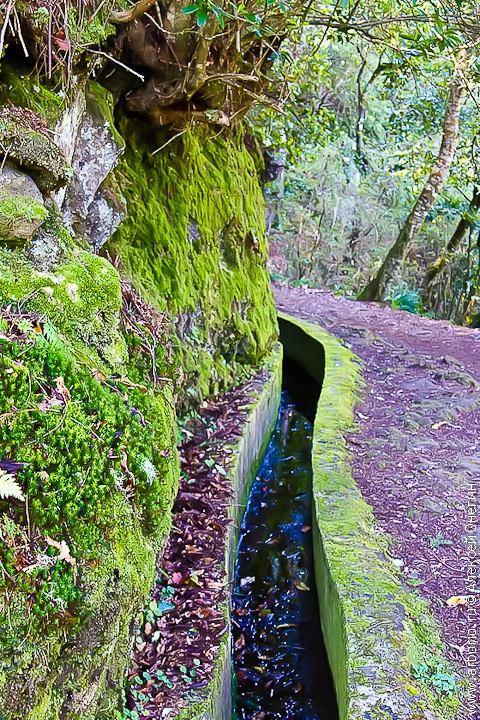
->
xmin=26 ymin=226 xmax=66 ymax=271
xmin=62 ymin=82 xmax=125 ymax=248
xmin=85 ymin=180 xmax=126 ymax=252
xmin=0 ymin=163 xmax=47 ymax=243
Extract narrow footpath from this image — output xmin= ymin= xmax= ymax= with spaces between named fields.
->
xmin=273 ymin=283 xmax=480 ymax=716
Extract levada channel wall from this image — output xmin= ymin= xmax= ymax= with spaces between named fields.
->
xmin=180 ymin=315 xmax=457 ymax=720
xmin=278 ymin=313 xmax=457 ymax=720
xmin=174 ymin=343 xmax=283 ymax=720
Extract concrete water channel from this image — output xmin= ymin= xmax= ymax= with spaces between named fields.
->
xmin=232 ymin=373 xmax=338 ymax=719
xmin=183 ymin=313 xmax=454 ymax=720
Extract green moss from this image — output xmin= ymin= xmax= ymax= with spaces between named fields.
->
xmin=0 ymin=247 xmax=127 ymax=366
xmin=0 ymin=63 xmax=66 ymax=126
xmin=0 ymin=194 xmax=46 ymax=222
xmin=278 ymin=313 xmax=458 ymax=720
xmin=0 ymin=194 xmax=47 ymax=241
xmin=66 ymin=7 xmax=116 ymax=46
xmin=86 ymin=81 xmax=125 ymax=153
xmin=0 ymin=111 xmax=73 ymax=192
xmin=107 ymin=122 xmax=278 ymax=405
xmin=0 ymin=241 xmax=179 ymax=717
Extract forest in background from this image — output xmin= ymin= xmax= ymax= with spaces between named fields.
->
xmin=247 ymin=1 xmax=480 ymax=324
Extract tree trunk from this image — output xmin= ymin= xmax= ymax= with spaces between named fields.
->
xmin=422 ymin=186 xmax=480 ymax=305
xmin=355 ymin=53 xmax=389 ymax=174
xmin=359 ymin=50 xmax=470 ymax=301
xmin=355 ymin=53 xmax=368 ymax=173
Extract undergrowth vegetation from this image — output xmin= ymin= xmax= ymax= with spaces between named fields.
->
xmin=0 ymin=287 xmax=176 ymax=604
xmin=0 ymin=267 xmax=179 ymax=715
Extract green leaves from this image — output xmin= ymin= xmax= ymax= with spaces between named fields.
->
xmin=413 ymin=662 xmax=457 ymax=697
xmin=180 ymin=0 xmax=293 ymax=33
xmin=197 ymin=6 xmax=209 ymax=26
xmin=181 ymin=4 xmax=200 ymax=13
xmin=181 ymin=2 xmax=208 ymax=27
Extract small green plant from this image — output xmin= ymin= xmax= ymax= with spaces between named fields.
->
xmin=390 ymin=288 xmax=423 ymax=314
xmin=413 ymin=662 xmax=457 ymax=698
xmin=413 ymin=663 xmax=430 ymax=683
xmin=431 ymin=665 xmax=457 ymax=696
xmin=180 ymin=658 xmax=201 ymax=683
xmin=428 ymin=532 xmax=452 ymax=548
xmin=142 ymin=597 xmax=175 ymax=627
xmin=156 ymin=670 xmax=174 ymax=689
xmin=122 ymin=709 xmax=139 ymax=720
xmin=161 ymin=584 xmax=175 ymax=599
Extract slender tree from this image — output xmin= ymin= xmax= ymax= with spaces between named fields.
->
xmin=359 ymin=49 xmax=470 ymax=301
xmin=422 ymin=186 xmax=480 ymax=304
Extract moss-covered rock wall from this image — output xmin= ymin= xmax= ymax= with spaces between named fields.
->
xmin=107 ymin=119 xmax=278 ymax=406
xmin=0 ymin=52 xmax=277 ymax=717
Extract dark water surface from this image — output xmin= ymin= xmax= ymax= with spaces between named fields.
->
xmin=232 ymin=394 xmax=339 ymax=720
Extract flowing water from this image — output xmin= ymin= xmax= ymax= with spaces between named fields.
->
xmin=232 ymin=392 xmax=339 ymax=720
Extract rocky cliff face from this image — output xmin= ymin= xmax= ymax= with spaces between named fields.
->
xmin=0 ymin=9 xmax=277 ymax=714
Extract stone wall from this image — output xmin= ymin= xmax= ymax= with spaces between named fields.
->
xmin=0 ymin=56 xmax=277 ymax=718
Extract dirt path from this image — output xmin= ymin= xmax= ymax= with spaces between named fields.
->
xmin=273 ymin=283 xmax=480 ymax=719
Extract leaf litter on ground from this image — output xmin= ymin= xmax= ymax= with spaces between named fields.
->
xmin=125 ymin=369 xmax=271 ymax=718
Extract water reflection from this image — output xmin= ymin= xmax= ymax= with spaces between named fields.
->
xmin=233 ymin=395 xmax=338 ymax=720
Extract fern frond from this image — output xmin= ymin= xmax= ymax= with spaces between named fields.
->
xmin=16 ymin=319 xmax=35 ymax=336
xmin=43 ymin=322 xmax=63 ymax=350
xmin=41 ymin=322 xmax=73 ymax=365
xmin=0 ymin=469 xmax=25 ymax=501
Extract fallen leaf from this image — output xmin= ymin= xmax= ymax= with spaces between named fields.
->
xmin=294 ymin=580 xmax=310 ymax=591
xmin=53 ymin=34 xmax=69 ymax=51
xmin=121 ymin=450 xmax=135 ymax=486
xmin=39 ymin=397 xmax=63 ymax=411
xmin=119 ymin=376 xmax=147 ymax=392
xmin=276 ymin=622 xmax=298 ymax=629
xmin=446 ymin=595 xmax=468 ymax=607
xmin=45 ymin=536 xmax=76 ymax=567
xmin=234 ymin=633 xmax=245 ymax=649
xmin=54 ymin=376 xmax=71 ymax=403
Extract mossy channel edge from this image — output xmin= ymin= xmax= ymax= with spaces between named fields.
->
xmin=278 ymin=312 xmax=458 ymax=720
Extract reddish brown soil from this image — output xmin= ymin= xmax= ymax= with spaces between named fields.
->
xmin=274 ymin=283 xmax=480 ymax=719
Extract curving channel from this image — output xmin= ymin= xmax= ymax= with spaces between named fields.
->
xmin=232 ymin=356 xmax=339 ymax=720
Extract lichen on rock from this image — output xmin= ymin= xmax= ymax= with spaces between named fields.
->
xmin=62 ymin=81 xmax=126 ymax=247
